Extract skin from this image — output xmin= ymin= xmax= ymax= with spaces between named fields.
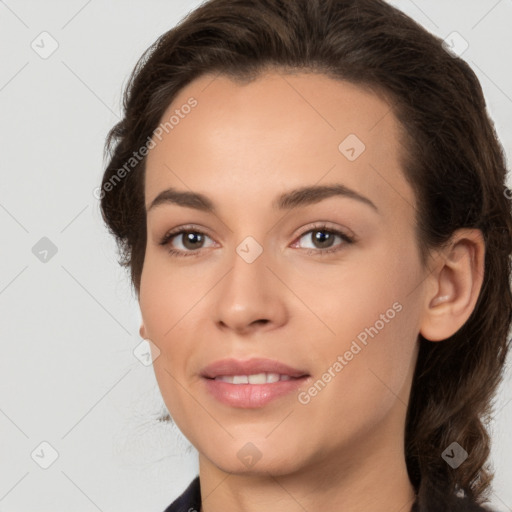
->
xmin=138 ymin=71 xmax=485 ymax=512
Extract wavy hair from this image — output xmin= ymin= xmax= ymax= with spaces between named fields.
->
xmin=99 ymin=0 xmax=512 ymax=508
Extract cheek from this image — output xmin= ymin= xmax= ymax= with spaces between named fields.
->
xmin=297 ymin=242 xmax=420 ymax=408
xmin=298 ymin=306 xmax=418 ymax=449
xmin=139 ymin=253 xmax=208 ymax=339
xmin=138 ymin=259 xmax=201 ymax=417
xmin=139 ymin=259 xmax=200 ymax=429
xmin=290 ymin=256 xmax=403 ymax=343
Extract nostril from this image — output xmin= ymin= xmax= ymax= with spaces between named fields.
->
xmin=252 ymin=319 xmax=270 ymax=326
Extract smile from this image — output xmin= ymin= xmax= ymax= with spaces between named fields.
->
xmin=200 ymin=357 xmax=311 ymax=408
xmin=213 ymin=373 xmax=293 ymax=384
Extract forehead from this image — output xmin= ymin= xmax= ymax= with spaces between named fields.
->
xmin=144 ymin=71 xmax=416 ymax=221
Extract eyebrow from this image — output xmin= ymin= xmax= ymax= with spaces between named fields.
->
xmin=147 ymin=184 xmax=379 ymax=214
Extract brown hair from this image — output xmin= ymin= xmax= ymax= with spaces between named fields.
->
xmin=100 ymin=0 xmax=512 ymax=508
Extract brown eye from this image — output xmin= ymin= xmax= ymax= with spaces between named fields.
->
xmin=310 ymin=230 xmax=337 ymax=249
xmin=180 ymin=232 xmax=206 ymax=250
xmin=295 ymin=227 xmax=354 ymax=253
xmin=159 ymin=228 xmax=216 ymax=257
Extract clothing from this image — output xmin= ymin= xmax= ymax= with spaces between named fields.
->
xmin=163 ymin=477 xmax=201 ymax=512
xmin=162 ymin=476 xmax=496 ymax=512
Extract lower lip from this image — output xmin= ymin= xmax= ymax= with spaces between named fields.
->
xmin=203 ymin=377 xmax=309 ymax=408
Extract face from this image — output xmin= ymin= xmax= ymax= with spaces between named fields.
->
xmin=139 ymin=71 xmax=427 ymax=476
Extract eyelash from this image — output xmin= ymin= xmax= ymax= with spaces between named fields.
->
xmin=158 ymin=223 xmax=355 ymax=258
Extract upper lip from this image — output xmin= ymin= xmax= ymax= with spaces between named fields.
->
xmin=200 ymin=358 xmax=309 ymax=379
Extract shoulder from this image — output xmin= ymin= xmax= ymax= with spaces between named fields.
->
xmin=161 ymin=476 xmax=201 ymax=512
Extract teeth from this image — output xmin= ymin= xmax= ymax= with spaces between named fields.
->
xmin=266 ymin=372 xmax=280 ymax=383
xmin=248 ymin=373 xmax=267 ymax=384
xmin=214 ymin=373 xmax=294 ymax=384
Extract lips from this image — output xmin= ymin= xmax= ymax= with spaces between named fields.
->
xmin=200 ymin=357 xmax=309 ymax=380
xmin=200 ymin=358 xmax=311 ymax=408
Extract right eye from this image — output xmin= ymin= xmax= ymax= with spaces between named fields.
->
xmin=159 ymin=227 xmax=216 ymax=257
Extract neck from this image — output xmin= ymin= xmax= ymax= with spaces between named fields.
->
xmin=197 ymin=419 xmax=417 ymax=512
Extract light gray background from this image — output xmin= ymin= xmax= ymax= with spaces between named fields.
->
xmin=0 ymin=1 xmax=511 ymax=511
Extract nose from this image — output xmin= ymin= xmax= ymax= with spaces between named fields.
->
xmin=213 ymin=246 xmax=288 ymax=335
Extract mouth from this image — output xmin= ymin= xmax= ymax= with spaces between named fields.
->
xmin=200 ymin=358 xmax=310 ymax=408
xmin=211 ymin=373 xmax=298 ymax=384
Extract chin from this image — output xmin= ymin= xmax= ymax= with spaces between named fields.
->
xmin=209 ymin=455 xmax=302 ymax=477
xmin=198 ymin=437 xmax=308 ymax=477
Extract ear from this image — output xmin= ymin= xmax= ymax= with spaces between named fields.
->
xmin=419 ymin=228 xmax=485 ymax=342
xmin=139 ymin=323 xmax=147 ymax=339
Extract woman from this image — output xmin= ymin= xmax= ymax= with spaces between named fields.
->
xmin=99 ymin=0 xmax=512 ymax=510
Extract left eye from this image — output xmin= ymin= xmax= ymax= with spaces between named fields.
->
xmin=293 ymin=228 xmax=353 ymax=252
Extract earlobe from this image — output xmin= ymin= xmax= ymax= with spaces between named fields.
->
xmin=139 ymin=324 xmax=147 ymax=339
xmin=419 ymin=229 xmax=485 ymax=342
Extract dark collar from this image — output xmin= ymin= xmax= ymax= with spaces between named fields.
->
xmin=162 ymin=476 xmax=494 ymax=512
xmin=162 ymin=476 xmax=201 ymax=512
